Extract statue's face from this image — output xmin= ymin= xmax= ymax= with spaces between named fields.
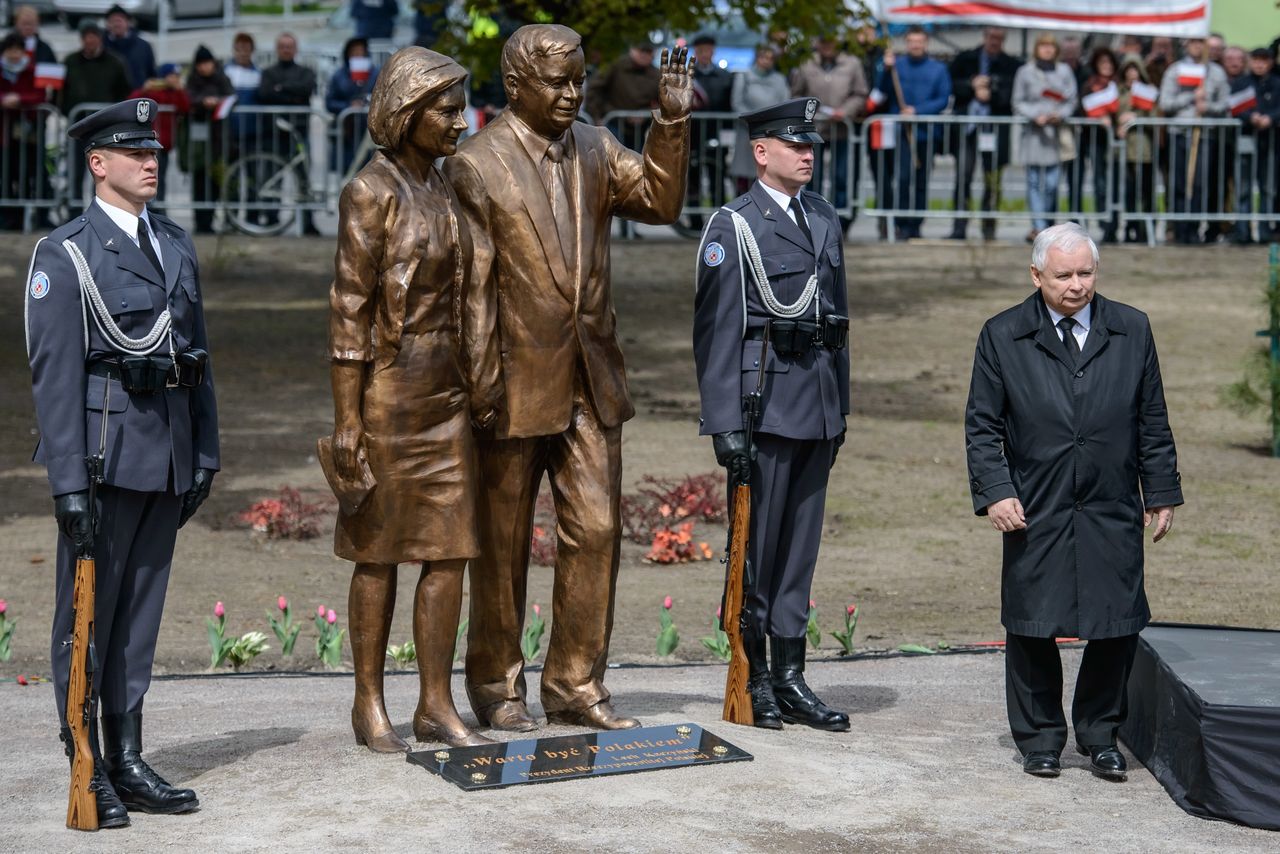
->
xmin=409 ymin=81 xmax=469 ymax=158
xmin=511 ymin=48 xmax=586 ymax=138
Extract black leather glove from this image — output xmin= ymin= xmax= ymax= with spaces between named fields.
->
xmin=178 ymin=468 xmax=215 ymax=528
xmin=831 ymin=428 xmax=847 ymax=469
xmin=55 ymin=491 xmax=94 ymax=557
xmin=713 ymin=431 xmax=756 ymax=486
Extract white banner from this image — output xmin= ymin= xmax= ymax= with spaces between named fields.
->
xmin=875 ymin=1 xmax=1212 ymax=38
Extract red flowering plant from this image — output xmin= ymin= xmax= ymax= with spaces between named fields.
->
xmin=529 ymin=493 xmax=558 ymax=566
xmin=656 ymin=596 xmax=679 ymax=656
xmin=239 ymin=487 xmax=327 ymax=540
xmin=0 ymin=599 xmax=16 ymax=663
xmin=831 ymin=603 xmax=859 ymax=655
xmin=644 ymin=522 xmax=714 ymax=564
xmin=622 ymin=473 xmax=726 ymax=545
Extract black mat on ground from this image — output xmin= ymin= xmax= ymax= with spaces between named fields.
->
xmin=1121 ymin=623 xmax=1280 ymax=831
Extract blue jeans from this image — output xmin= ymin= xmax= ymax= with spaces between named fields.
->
xmin=1026 ymin=164 xmax=1060 ymax=232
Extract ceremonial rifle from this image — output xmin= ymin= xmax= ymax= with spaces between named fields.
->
xmin=720 ymin=322 xmax=770 ymax=726
xmin=66 ymin=381 xmax=108 ymax=831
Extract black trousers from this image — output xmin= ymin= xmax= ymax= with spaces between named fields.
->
xmin=1005 ymin=631 xmax=1139 ymax=755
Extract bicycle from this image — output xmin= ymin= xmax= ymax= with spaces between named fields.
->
xmin=221 ymin=115 xmax=375 ymax=237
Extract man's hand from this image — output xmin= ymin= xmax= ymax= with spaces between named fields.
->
xmin=178 ymin=468 xmax=215 ymax=528
xmin=55 ymin=491 xmax=94 ymax=555
xmin=657 ymin=46 xmax=695 ymax=121
xmin=986 ymin=497 xmax=1027 ymax=532
xmin=883 ymin=49 xmax=896 ymax=69
xmin=1144 ymin=505 xmax=1175 ymax=542
xmin=831 ymin=428 xmax=846 ymax=469
xmin=713 ymin=431 xmax=755 ymax=486
xmin=901 ymin=105 xmax=917 ymax=116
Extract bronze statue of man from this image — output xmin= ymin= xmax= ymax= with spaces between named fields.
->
xmin=444 ymin=24 xmax=692 ymax=731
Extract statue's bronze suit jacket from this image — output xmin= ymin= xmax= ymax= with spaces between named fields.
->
xmin=444 ymin=110 xmax=689 ymax=436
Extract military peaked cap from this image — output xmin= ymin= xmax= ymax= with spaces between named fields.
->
xmin=740 ymin=97 xmax=825 ymax=144
xmin=67 ymin=98 xmax=163 ymax=151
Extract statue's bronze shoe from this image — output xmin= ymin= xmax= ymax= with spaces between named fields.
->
xmin=352 ymin=708 xmax=409 ymax=754
xmin=476 ymin=699 xmax=538 ymax=732
xmin=546 ymin=700 xmax=640 ymax=731
xmin=413 ymin=712 xmax=495 ymax=748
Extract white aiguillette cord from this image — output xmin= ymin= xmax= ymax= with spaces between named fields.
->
xmin=728 ymin=210 xmax=820 ymax=322
xmin=63 ymin=239 xmax=175 ymax=359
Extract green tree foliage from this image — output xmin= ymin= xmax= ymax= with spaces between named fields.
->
xmin=425 ymin=0 xmax=874 ymax=87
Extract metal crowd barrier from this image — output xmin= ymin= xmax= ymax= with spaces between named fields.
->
xmin=0 ymin=103 xmax=65 ymax=231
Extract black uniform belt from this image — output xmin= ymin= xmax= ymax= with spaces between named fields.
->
xmin=88 ymin=350 xmax=208 ymax=394
xmin=745 ymin=316 xmax=849 ymax=355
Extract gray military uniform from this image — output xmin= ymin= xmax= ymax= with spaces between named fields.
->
xmin=26 ymin=201 xmax=219 ymax=722
xmin=693 ymin=181 xmax=850 ymax=637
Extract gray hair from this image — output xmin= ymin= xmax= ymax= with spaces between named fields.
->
xmin=1031 ymin=223 xmax=1099 ymax=270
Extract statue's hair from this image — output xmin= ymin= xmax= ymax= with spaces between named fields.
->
xmin=501 ymin=24 xmax=582 ymax=101
xmin=368 ymin=46 xmax=467 ymax=151
xmin=1032 ymin=223 xmax=1099 ymax=270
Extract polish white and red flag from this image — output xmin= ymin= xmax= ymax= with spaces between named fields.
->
xmin=1176 ymin=62 xmax=1207 ymax=88
xmin=1129 ymin=81 xmax=1158 ymax=111
xmin=214 ymin=95 xmax=237 ymax=121
xmin=869 ymin=117 xmax=897 ymax=150
xmin=867 ymin=88 xmax=887 ymax=112
xmin=1229 ymin=86 xmax=1258 ymax=117
xmin=876 ymin=1 xmax=1210 ymax=38
xmin=1083 ymin=82 xmax=1120 ymax=118
xmin=34 ymin=62 xmax=65 ymax=90
xmin=350 ymin=56 xmax=372 ymax=85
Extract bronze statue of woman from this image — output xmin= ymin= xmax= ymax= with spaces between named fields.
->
xmin=326 ymin=47 xmax=496 ymax=751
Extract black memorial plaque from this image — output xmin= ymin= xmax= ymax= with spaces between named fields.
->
xmin=406 ymin=722 xmax=752 ymax=790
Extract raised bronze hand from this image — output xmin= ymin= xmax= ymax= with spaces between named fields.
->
xmin=657 ymin=46 xmax=695 ymax=121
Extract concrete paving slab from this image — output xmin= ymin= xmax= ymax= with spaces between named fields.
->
xmin=0 ymin=651 xmax=1273 ymax=852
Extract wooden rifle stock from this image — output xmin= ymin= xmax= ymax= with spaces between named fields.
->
xmin=66 ymin=555 xmax=97 ymax=831
xmin=721 ymin=483 xmax=753 ymax=726
xmin=721 ymin=322 xmax=770 ymax=727
xmin=67 ymin=377 xmax=108 ymax=830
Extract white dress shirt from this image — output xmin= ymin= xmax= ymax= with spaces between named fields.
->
xmin=757 ymin=178 xmax=810 ymax=230
xmin=94 ymin=196 xmax=164 ymax=272
xmin=1046 ymin=301 xmax=1091 ymax=350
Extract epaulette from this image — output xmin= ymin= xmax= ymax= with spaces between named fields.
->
xmin=724 ymin=192 xmax=752 ymax=212
xmin=47 ymin=216 xmax=89 ymax=242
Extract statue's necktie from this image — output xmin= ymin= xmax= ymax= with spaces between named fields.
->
xmin=543 ymin=141 xmax=574 ymax=262
xmin=137 ymin=216 xmax=164 ymax=278
xmin=1057 ymin=316 xmax=1080 ymax=364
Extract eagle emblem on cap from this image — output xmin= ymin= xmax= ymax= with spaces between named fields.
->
xmin=805 ymin=99 xmax=818 ymax=121
xmin=137 ymin=100 xmax=150 ymax=123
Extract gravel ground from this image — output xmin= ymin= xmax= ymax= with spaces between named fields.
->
xmin=0 ymin=650 xmax=1273 ymax=852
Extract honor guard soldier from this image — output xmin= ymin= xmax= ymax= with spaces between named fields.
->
xmin=693 ymin=98 xmax=851 ymax=732
xmin=25 ymin=98 xmax=219 ymax=827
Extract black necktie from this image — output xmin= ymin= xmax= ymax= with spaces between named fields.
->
xmin=1057 ymin=316 xmax=1080 ymax=364
xmin=137 ymin=216 xmax=163 ymax=278
xmin=789 ymin=196 xmax=813 ymax=245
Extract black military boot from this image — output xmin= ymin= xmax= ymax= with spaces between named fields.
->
xmin=102 ymin=713 xmax=199 ymax=814
xmin=60 ymin=725 xmax=130 ymax=828
xmin=744 ymin=628 xmax=782 ymax=730
xmin=770 ymin=636 xmax=850 ymax=732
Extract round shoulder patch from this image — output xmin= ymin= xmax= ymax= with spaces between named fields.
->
xmin=703 ymin=241 xmax=725 ymax=267
xmin=29 ymin=270 xmax=50 ymax=300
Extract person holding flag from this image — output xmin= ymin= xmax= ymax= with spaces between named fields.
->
xmin=1012 ymin=34 xmax=1077 ymax=244
xmin=1081 ymin=48 xmax=1120 ymax=244
xmin=1158 ymin=36 xmax=1228 ymax=244
xmin=1229 ymin=48 xmax=1280 ymax=244
xmin=326 ymin=37 xmax=379 ymax=175
xmin=131 ymin=64 xmax=189 ymax=216
xmin=1116 ymin=54 xmax=1158 ymax=243
xmin=0 ymin=31 xmax=43 ymax=230
xmin=183 ymin=46 xmax=234 ymax=234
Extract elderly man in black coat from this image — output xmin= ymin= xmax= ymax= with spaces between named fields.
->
xmin=964 ymin=222 xmax=1183 ymax=781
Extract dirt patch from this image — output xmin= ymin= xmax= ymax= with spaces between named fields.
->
xmin=2 ymin=235 xmax=1278 ymax=676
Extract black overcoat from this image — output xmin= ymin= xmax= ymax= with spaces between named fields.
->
xmin=964 ymin=292 xmax=1183 ymax=639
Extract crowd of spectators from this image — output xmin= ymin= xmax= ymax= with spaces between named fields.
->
xmin=586 ymin=24 xmax=1280 ymax=244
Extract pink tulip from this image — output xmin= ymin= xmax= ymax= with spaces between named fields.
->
xmin=318 ymin=604 xmax=326 ymax=617
xmin=214 ymin=601 xmax=225 ymax=618
xmin=17 ymin=674 xmax=28 ymax=686
xmin=0 ymin=599 xmax=7 ymax=615
xmin=809 ymin=600 xmax=816 ymax=610
xmin=277 ymin=596 xmax=288 ymax=612
xmin=326 ymin=609 xmax=337 ymax=625
xmin=663 ymin=596 xmax=673 ymax=610
xmin=716 ymin=606 xmax=722 ymax=619
xmin=533 ymin=603 xmax=541 ymax=617
xmin=847 ymin=604 xmax=857 ymax=616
